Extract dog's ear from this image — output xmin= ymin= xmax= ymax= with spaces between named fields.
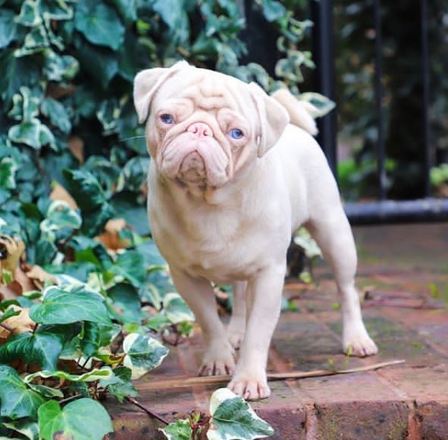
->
xmin=249 ymin=82 xmax=290 ymax=158
xmin=133 ymin=61 xmax=190 ymax=123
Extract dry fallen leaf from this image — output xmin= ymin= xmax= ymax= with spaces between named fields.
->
xmin=25 ymin=265 xmax=57 ymax=290
xmin=68 ymin=135 xmax=84 ymax=164
xmin=97 ymin=218 xmax=130 ymax=250
xmin=0 ymin=306 xmax=35 ymax=343
xmin=0 ymin=235 xmax=25 ymax=273
xmin=50 ymin=182 xmax=78 ymax=210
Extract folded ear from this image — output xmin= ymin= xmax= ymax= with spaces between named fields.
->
xmin=133 ymin=61 xmax=190 ymax=123
xmin=249 ymin=82 xmax=290 ymax=158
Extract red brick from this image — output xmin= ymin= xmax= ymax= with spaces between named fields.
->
xmin=417 ymin=401 xmax=448 ymax=440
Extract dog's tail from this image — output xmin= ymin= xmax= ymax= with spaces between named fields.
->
xmin=271 ymin=89 xmax=318 ymax=136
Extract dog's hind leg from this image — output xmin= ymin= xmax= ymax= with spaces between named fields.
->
xmin=306 ymin=206 xmax=378 ymax=357
xmin=227 ymin=281 xmax=247 ymax=350
xmin=170 ymin=268 xmax=236 ymax=375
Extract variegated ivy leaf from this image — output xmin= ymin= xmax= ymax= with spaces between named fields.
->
xmin=160 ymin=419 xmax=193 ymax=440
xmin=40 ymin=200 xmax=82 ymax=241
xmin=41 ymin=0 xmax=73 ymax=21
xmin=8 ymin=87 xmax=40 ymax=121
xmin=8 ymin=118 xmax=56 ymax=150
xmin=0 ymin=157 xmax=17 ymax=189
xmin=43 ymin=50 xmax=79 ymax=81
xmin=293 ymin=227 xmax=322 ymax=259
xmin=162 ymin=292 xmax=195 ymax=325
xmin=123 ymin=333 xmax=169 ymax=379
xmin=16 ymin=0 xmax=42 ymax=27
xmin=298 ymin=92 xmax=336 ymax=118
xmin=207 ymin=388 xmax=274 ymax=440
xmin=25 ymin=366 xmax=113 ymax=384
xmin=3 ymin=419 xmax=39 ymax=440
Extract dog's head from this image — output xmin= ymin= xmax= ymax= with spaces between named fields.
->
xmin=134 ymin=61 xmax=289 ymax=188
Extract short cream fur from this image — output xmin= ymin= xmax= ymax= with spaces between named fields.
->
xmin=134 ymin=62 xmax=377 ymax=400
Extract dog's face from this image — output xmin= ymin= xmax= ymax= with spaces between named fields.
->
xmin=134 ymin=62 xmax=289 ymax=188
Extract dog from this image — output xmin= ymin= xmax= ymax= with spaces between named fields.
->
xmin=133 ymin=61 xmax=378 ymax=400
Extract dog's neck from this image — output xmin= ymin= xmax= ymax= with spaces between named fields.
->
xmin=156 ymin=157 xmax=266 ymax=207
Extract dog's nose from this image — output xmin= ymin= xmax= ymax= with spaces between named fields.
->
xmin=187 ymin=122 xmax=212 ymax=137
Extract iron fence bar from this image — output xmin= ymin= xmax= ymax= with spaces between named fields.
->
xmin=345 ymin=198 xmax=448 ymax=225
xmin=421 ymin=0 xmax=431 ymax=197
xmin=311 ymin=0 xmax=337 ymax=178
xmin=373 ymin=0 xmax=386 ymax=200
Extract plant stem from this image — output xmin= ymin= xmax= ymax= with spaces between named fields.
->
xmin=125 ymin=396 xmax=169 ymax=425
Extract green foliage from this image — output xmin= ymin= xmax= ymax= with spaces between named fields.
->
xmin=38 ymin=398 xmax=113 ymax=440
xmin=0 ymin=0 xmax=320 ymax=438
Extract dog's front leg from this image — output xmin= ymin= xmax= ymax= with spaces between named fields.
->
xmin=228 ymin=264 xmax=285 ymax=400
xmin=170 ymin=268 xmax=235 ymax=376
xmin=227 ymin=281 xmax=247 ymax=350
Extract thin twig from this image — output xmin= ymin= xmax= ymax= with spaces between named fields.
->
xmin=138 ymin=359 xmax=405 ymax=390
xmin=125 ymin=396 xmax=169 ymax=425
xmin=59 ymin=394 xmax=81 ymax=405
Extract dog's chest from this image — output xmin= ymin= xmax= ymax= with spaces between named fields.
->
xmin=151 ymin=198 xmax=267 ymax=281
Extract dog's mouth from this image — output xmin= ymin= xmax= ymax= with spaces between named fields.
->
xmin=178 ymin=151 xmax=207 ymax=184
xmin=159 ymin=134 xmax=231 ymax=187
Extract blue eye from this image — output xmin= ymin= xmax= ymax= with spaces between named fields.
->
xmin=160 ymin=113 xmax=175 ymax=124
xmin=229 ymin=128 xmax=244 ymax=139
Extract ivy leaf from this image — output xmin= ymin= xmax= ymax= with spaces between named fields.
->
xmin=99 ymin=366 xmax=138 ymax=402
xmin=8 ymin=119 xmax=56 ymax=150
xmin=161 ymin=419 xmax=193 ymax=440
xmin=63 ymin=169 xmax=115 ymax=236
xmin=108 ymin=283 xmax=143 ymax=324
xmin=0 ymin=8 xmax=17 ymax=48
xmin=2 ymin=419 xmax=39 ymax=440
xmin=25 ymin=366 xmax=113 ymax=384
xmin=298 ymin=92 xmax=336 ymax=118
xmin=0 ymin=365 xmax=45 ymax=420
xmin=0 ymin=328 xmax=64 ymax=371
xmin=123 ymin=333 xmax=169 ymax=379
xmin=162 ymin=293 xmax=195 ymax=325
xmin=207 ymin=388 xmax=274 ymax=440
xmin=260 ymin=0 xmax=286 ymax=22
xmin=41 ymin=98 xmax=71 ymax=133
xmin=29 ymin=285 xmax=112 ymax=326
xmin=16 ymin=0 xmax=42 ymax=27
xmin=38 ymin=398 xmax=113 ymax=440
xmin=111 ymin=250 xmax=146 ymax=287
xmin=43 ymin=50 xmax=79 ymax=81
xmin=74 ymin=0 xmax=125 ymax=50
xmin=0 ymin=157 xmax=17 ymax=189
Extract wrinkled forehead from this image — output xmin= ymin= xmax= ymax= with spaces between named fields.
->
xmin=154 ymin=68 xmax=254 ymax=114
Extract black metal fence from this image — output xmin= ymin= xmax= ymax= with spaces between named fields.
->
xmin=311 ymin=0 xmax=448 ymax=225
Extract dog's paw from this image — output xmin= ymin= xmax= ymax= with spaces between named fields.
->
xmin=199 ymin=342 xmax=235 ymax=376
xmin=227 ymin=328 xmax=244 ymax=350
xmin=227 ymin=371 xmax=270 ymax=401
xmin=343 ymin=329 xmax=378 ymax=357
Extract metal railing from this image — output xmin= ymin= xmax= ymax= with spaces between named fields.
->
xmin=311 ymin=0 xmax=448 ymax=225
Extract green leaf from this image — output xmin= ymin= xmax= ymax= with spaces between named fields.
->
xmin=43 ymin=50 xmax=78 ymax=81
xmin=38 ymin=398 xmax=113 ymax=440
xmin=108 ymin=283 xmax=143 ymax=323
xmin=2 ymin=419 xmax=39 ymax=440
xmin=41 ymin=98 xmax=72 ymax=133
xmin=99 ymin=366 xmax=138 ymax=402
xmin=261 ymin=0 xmax=286 ymax=22
xmin=0 ymin=328 xmax=64 ymax=371
xmin=162 ymin=293 xmax=195 ymax=324
xmin=0 ymin=365 xmax=45 ymax=420
xmin=8 ymin=119 xmax=55 ymax=150
xmin=207 ymin=389 xmax=274 ymax=440
xmin=0 ymin=9 xmax=17 ymax=48
xmin=123 ymin=333 xmax=169 ymax=379
xmin=16 ymin=0 xmax=42 ymax=27
xmin=29 ymin=285 xmax=112 ymax=325
xmin=40 ymin=200 xmax=82 ymax=242
xmin=0 ymin=157 xmax=17 ymax=189
xmin=74 ymin=0 xmax=125 ymax=50
xmin=25 ymin=366 xmax=113 ymax=384
xmin=0 ymin=306 xmax=20 ymax=324
xmin=111 ymin=250 xmax=146 ymax=287
xmin=161 ymin=419 xmax=193 ymax=440
xmin=298 ymin=92 xmax=336 ymax=118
